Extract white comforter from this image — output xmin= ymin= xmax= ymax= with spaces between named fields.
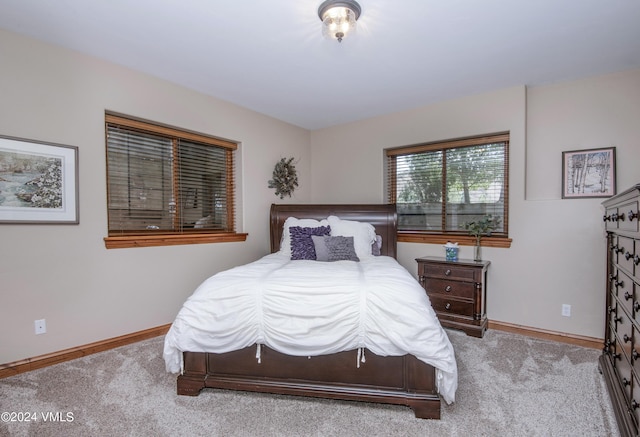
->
xmin=163 ymin=253 xmax=458 ymax=404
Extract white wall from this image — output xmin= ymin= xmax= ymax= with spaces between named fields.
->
xmin=2 ymin=27 xmax=638 ymax=365
xmin=0 ymin=30 xmax=311 ymax=364
xmin=310 ymin=69 xmax=640 ymax=339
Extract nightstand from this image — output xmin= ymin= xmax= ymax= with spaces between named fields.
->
xmin=416 ymin=256 xmax=490 ymax=338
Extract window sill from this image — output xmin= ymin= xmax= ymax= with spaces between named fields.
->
xmin=104 ymin=232 xmax=248 ymax=249
xmin=398 ymin=232 xmax=512 ymax=248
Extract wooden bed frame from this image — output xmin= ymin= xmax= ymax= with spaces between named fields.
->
xmin=176 ymin=204 xmax=442 ymax=419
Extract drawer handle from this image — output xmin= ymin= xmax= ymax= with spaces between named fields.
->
xmin=624 ymin=334 xmax=631 ymax=343
xmin=623 ymin=377 xmax=631 ymax=387
xmin=445 ymin=269 xmax=451 ymax=276
xmin=633 ymin=400 xmax=640 ymax=410
xmin=633 ymin=349 xmax=639 ymax=361
xmin=635 ymin=255 xmax=640 ymax=266
xmin=608 ymin=305 xmax=617 ymax=314
xmin=625 ymin=291 xmax=632 ymax=301
xmin=615 ymin=316 xmax=623 ymax=323
xmin=634 ymin=302 xmax=640 ymax=312
xmin=603 ymin=214 xmax=611 ymax=222
xmin=445 ymin=285 xmax=452 ymax=292
xmin=445 ymin=303 xmax=451 ymax=310
xmin=625 ymin=251 xmax=633 ymax=260
xmin=615 ymin=280 xmax=625 ymax=288
xmin=629 ymin=210 xmax=639 ymax=221
xmin=616 ymin=246 xmax=625 ymax=254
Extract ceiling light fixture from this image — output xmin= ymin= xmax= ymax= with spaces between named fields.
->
xmin=317 ymin=0 xmax=361 ymax=43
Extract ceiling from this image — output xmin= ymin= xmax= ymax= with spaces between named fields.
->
xmin=1 ymin=0 xmax=639 ymax=130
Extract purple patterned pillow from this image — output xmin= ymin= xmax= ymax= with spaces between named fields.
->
xmin=289 ymin=225 xmax=331 ymax=260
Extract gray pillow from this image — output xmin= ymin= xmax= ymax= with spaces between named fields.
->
xmin=311 ymin=235 xmax=360 ymax=262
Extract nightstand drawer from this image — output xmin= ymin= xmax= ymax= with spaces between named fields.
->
xmin=423 ymin=277 xmax=475 ymax=299
xmin=420 ymin=263 xmax=477 ymax=282
xmin=428 ymin=295 xmax=474 ymax=318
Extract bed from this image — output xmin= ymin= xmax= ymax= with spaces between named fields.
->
xmin=163 ymin=204 xmax=457 ymax=419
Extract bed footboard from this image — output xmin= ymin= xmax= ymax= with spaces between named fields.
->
xmin=177 ymin=345 xmax=441 ymax=419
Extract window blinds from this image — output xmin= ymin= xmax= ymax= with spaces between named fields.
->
xmin=106 ymin=116 xmax=236 ymax=235
xmin=386 ymin=133 xmax=509 ymax=234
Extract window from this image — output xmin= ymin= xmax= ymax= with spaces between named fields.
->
xmin=385 ymin=132 xmax=511 ymax=247
xmin=104 ymin=113 xmax=246 ymax=249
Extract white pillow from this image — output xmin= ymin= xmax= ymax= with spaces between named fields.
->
xmin=327 ymin=215 xmax=376 ymax=260
xmin=279 ymin=216 xmax=329 ymax=257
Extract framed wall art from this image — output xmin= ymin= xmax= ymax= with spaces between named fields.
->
xmin=0 ymin=135 xmax=79 ymax=224
xmin=562 ymin=146 xmax=616 ymax=199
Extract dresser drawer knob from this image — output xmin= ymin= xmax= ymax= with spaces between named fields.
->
xmin=616 ymin=280 xmax=625 ymax=288
xmin=445 ymin=285 xmax=452 ymax=292
xmin=635 ymin=255 xmax=640 ymax=266
xmin=445 ymin=269 xmax=451 ymax=276
xmin=633 ymin=349 xmax=639 ymax=361
xmin=623 ymin=377 xmax=631 ymax=386
xmin=445 ymin=303 xmax=451 ymax=310
xmin=616 ymin=246 xmax=625 ymax=254
xmin=625 ymin=251 xmax=633 ymax=260
xmin=625 ymin=291 xmax=632 ymax=301
xmin=634 ymin=302 xmax=640 ymax=313
xmin=624 ymin=334 xmax=631 ymax=343
xmin=629 ymin=210 xmax=639 ymax=221
xmin=633 ymin=400 xmax=640 ymax=410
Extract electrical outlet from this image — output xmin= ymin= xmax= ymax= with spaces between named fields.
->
xmin=562 ymin=304 xmax=571 ymax=317
xmin=34 ymin=319 xmax=46 ymax=335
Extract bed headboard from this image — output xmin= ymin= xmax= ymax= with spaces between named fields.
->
xmin=269 ymin=204 xmax=398 ymax=259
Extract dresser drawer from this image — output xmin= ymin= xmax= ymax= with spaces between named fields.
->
xmin=419 ymin=263 xmax=478 ymax=283
xmin=605 ymin=206 xmax=619 ymax=232
xmin=617 ymin=236 xmax=636 ymax=275
xmin=428 ymin=295 xmax=474 ymax=318
xmin=614 ymin=309 xmax=634 ymax=366
xmin=614 ymin=338 xmax=633 ymax=402
xmin=631 ymin=326 xmax=640 ymax=377
xmin=619 ymin=200 xmax=639 ymax=234
xmin=423 ymin=277 xmax=475 ymax=300
xmin=614 ymin=270 xmax=635 ymax=318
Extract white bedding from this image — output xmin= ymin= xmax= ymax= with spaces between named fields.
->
xmin=163 ymin=253 xmax=458 ymax=404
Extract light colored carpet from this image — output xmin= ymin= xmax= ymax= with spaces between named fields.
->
xmin=0 ymin=329 xmax=619 ymax=436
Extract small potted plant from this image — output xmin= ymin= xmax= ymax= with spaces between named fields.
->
xmin=462 ymin=214 xmax=501 ymax=261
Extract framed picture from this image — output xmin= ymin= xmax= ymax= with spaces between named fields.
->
xmin=0 ymin=135 xmax=79 ymax=224
xmin=562 ymin=147 xmax=616 ymax=199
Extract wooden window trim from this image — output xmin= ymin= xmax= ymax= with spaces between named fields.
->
xmin=104 ymin=232 xmax=248 ymax=249
xmin=398 ymin=232 xmax=512 ymax=248
xmin=105 ymin=113 xmax=237 ymax=150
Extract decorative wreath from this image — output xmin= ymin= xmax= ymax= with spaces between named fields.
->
xmin=268 ymin=157 xmax=299 ymax=199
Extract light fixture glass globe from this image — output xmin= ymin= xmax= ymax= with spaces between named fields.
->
xmin=318 ymin=1 xmax=361 ymax=43
xmin=321 ymin=7 xmax=357 ymax=42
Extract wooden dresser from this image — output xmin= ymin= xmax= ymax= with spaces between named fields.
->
xmin=601 ymin=183 xmax=640 ymax=437
xmin=416 ymin=256 xmax=490 ymax=338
